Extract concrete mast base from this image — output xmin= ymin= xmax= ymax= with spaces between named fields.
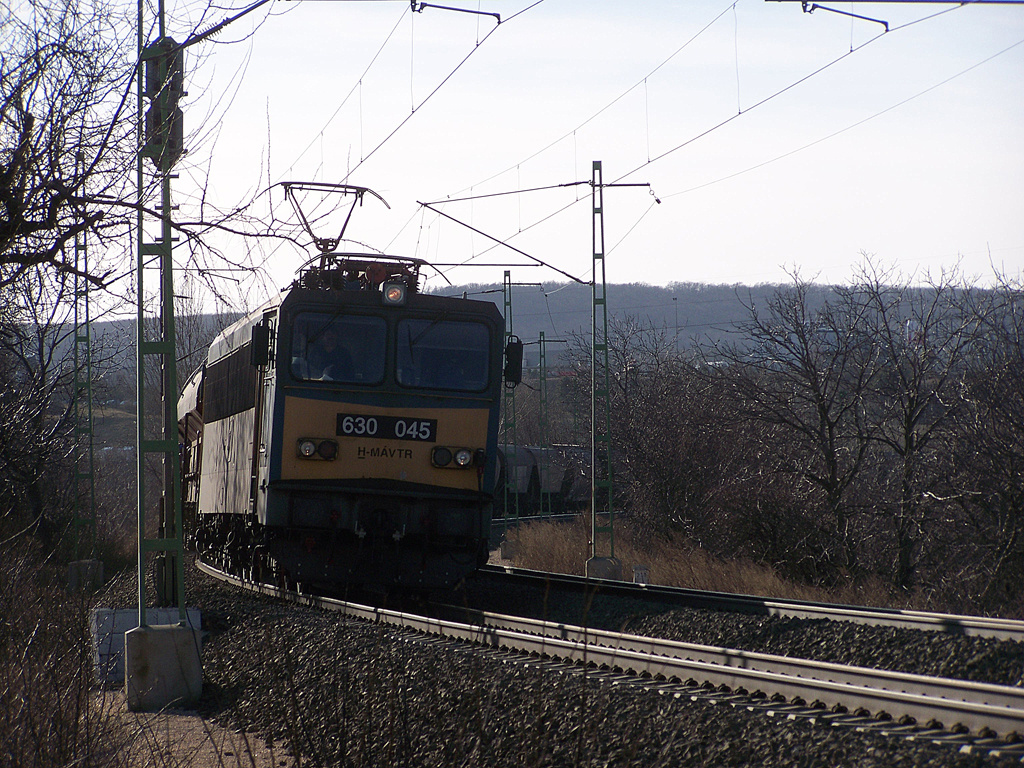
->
xmin=125 ymin=623 xmax=202 ymax=712
xmin=585 ymin=556 xmax=622 ymax=581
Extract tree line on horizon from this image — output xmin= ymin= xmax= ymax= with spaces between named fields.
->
xmin=509 ymin=264 xmax=1024 ymax=615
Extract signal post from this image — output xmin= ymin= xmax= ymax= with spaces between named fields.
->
xmin=124 ymin=11 xmax=199 ymax=712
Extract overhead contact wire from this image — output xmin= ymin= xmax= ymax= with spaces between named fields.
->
xmin=612 ymin=2 xmax=975 ymax=185
xmin=279 ymin=6 xmax=409 ymax=182
xmin=663 ymin=33 xmax=1024 ymax=200
xmin=430 ymin=2 xmax=974 ymax=280
xmin=456 ymin=1 xmax=735 ymax=196
xmin=612 ymin=31 xmax=885 ymax=185
xmin=347 ymin=1 xmax=546 ymax=179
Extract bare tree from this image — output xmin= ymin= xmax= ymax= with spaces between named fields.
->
xmin=0 ymin=269 xmax=78 ymax=544
xmin=717 ymin=275 xmax=879 ymax=574
xmin=559 ymin=313 xmax=838 ymax=581
xmin=0 ymin=0 xmax=290 ymax=562
xmin=599 ymin=316 xmax=724 ymax=538
xmin=1 ymin=0 xmax=139 ymax=289
xmin=2 ymin=0 xmax=305 ymax=303
xmin=948 ymin=276 xmax=1024 ymax=610
xmin=855 ymin=261 xmax=979 ymax=589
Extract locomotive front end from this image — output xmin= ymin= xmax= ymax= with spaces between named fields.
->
xmin=256 ymin=266 xmax=506 ymax=591
xmin=182 ymin=184 xmax=523 ymax=593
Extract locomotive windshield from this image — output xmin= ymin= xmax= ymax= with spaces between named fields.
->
xmin=397 ymin=318 xmax=490 ymax=392
xmin=290 ymin=312 xmax=387 ymax=384
xmin=289 ymin=311 xmax=491 ymax=392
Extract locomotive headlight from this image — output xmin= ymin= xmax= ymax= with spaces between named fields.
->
xmin=431 ymin=446 xmax=453 ymax=467
xmin=316 ymin=440 xmax=338 ymax=460
xmin=382 ymin=281 xmax=407 ymax=306
xmin=433 ymin=445 xmax=476 ymax=469
xmin=298 ymin=438 xmax=338 ymax=460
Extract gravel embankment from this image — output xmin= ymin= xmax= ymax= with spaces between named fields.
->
xmin=96 ymin=565 xmax=1024 ymax=767
xmin=453 ymin=576 xmax=1024 ymax=688
xmin=625 ymin=610 xmax=1024 ymax=688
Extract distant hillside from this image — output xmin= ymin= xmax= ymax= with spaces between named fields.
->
xmin=87 ymin=282 xmax=804 ymax=396
xmin=73 ymin=280 xmax=844 ymax=448
xmin=427 ymin=281 xmax=822 ymax=365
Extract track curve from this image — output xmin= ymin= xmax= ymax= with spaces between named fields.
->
xmin=197 ymin=558 xmax=1024 ymax=749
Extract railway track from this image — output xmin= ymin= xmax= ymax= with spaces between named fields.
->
xmin=475 ymin=564 xmax=1024 ymax=641
xmin=196 ymin=559 xmax=1024 ymax=756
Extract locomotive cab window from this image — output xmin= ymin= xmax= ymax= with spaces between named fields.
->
xmin=396 ymin=318 xmax=490 ymax=392
xmin=290 ymin=312 xmax=386 ymax=385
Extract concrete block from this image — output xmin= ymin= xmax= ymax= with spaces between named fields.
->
xmin=92 ymin=608 xmax=201 ymax=686
xmin=68 ymin=559 xmax=104 ymax=592
xmin=499 ymin=539 xmax=517 ymax=560
xmin=585 ymin=556 xmax=622 ymax=581
xmin=125 ymin=624 xmax=203 ymax=712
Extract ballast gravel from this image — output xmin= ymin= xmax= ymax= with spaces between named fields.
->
xmin=450 ymin=577 xmax=1024 ymax=689
xmin=624 ymin=610 xmax=1024 ymax=689
xmin=98 ymin=566 xmax=1024 ymax=767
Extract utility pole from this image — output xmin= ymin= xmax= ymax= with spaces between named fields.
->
xmin=136 ymin=21 xmax=186 ymax=626
xmin=132 ymin=0 xmax=272 ymax=631
xmin=586 ymin=160 xmax=653 ymax=580
xmin=538 ymin=332 xmax=549 ymax=516
xmin=500 ymin=272 xmax=541 ymax=532
xmin=68 ymin=150 xmax=100 ymax=592
xmin=501 ymin=271 xmax=519 ymax=530
xmin=588 ymin=160 xmax=616 ymax=577
xmin=129 ymin=0 xmax=272 ymax=713
xmin=673 ymin=296 xmax=679 ymax=350
xmin=124 ymin=0 xmax=200 ymax=713
xmin=537 ymin=331 xmax=566 ymax=518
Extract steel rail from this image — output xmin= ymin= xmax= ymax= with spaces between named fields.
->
xmin=478 ymin=564 xmax=1024 ymax=641
xmin=197 ymin=559 xmax=1024 ymax=739
xmin=444 ymin=606 xmax=1024 ymax=736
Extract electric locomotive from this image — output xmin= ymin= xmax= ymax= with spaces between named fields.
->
xmin=178 ymin=250 xmax=521 ymax=592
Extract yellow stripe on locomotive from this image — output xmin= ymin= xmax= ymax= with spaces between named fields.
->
xmin=281 ymin=396 xmax=489 ymax=490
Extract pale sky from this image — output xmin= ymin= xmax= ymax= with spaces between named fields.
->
xmin=167 ymin=0 xmax=1023 ymax=302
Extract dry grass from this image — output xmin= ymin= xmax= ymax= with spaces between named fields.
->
xmin=0 ymin=548 xmax=131 ymax=768
xmin=0 ymin=545 xmax=286 ymax=768
xmin=506 ymin=516 xmax=912 ymax=611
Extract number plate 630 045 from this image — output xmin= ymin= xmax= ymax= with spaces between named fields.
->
xmin=336 ymin=413 xmax=437 ymax=442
